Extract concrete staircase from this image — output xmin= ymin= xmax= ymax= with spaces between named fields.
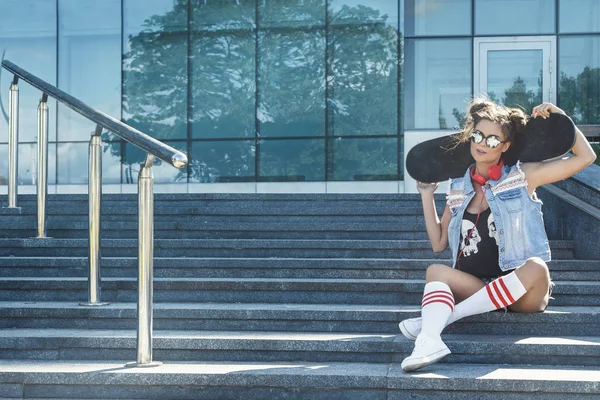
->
xmin=0 ymin=193 xmax=599 ymax=399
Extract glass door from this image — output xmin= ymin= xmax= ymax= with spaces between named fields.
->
xmin=474 ymin=37 xmax=556 ymax=114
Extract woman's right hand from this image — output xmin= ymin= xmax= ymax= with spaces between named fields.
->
xmin=416 ymin=181 xmax=439 ymax=194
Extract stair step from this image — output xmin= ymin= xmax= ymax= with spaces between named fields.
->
xmin=0 ymin=360 xmax=597 ymax=399
xmin=0 ymin=278 xmax=593 ymax=305
xmin=0 ymin=329 xmax=599 ymax=367
xmin=1 ymin=302 xmax=599 ymax=335
xmin=0 ymin=257 xmax=596 ymax=279
xmin=0 ymin=239 xmax=576 ymax=259
xmin=0 ymin=204 xmax=432 ymax=216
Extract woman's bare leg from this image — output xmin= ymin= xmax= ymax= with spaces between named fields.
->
xmin=510 ymin=257 xmax=551 ymax=312
xmin=425 ymin=264 xmax=486 ymax=303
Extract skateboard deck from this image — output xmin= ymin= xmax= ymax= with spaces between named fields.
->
xmin=405 ymin=113 xmax=576 ymax=183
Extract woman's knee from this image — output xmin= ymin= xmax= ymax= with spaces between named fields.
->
xmin=516 ymin=257 xmax=550 ymax=287
xmin=425 ymin=264 xmax=453 ymax=283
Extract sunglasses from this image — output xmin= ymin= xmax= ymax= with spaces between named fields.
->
xmin=470 ymin=130 xmax=508 ymax=149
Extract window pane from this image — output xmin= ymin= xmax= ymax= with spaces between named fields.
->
xmin=487 ymin=50 xmax=543 ymax=114
xmin=58 ymin=0 xmax=121 ymax=141
xmin=329 ymin=137 xmax=398 ymax=181
xmin=560 ymin=0 xmax=600 ymax=33
xmin=259 ymin=30 xmax=326 ymax=137
xmin=123 ymin=1 xmax=188 ymax=140
xmin=0 ymin=143 xmax=56 ymax=186
xmin=329 ymin=0 xmax=398 ymax=27
xmin=191 ymin=0 xmax=255 ymax=31
xmin=123 ymin=141 xmax=187 ymax=184
xmin=124 ymin=0 xmax=187 ymax=34
xmin=57 ymin=142 xmax=122 ymax=184
xmin=559 ymin=36 xmax=600 ymax=124
xmin=261 ymin=0 xmax=325 ymax=29
xmin=475 ymin=0 xmax=555 ymax=35
xmin=259 ymin=139 xmax=324 ymax=181
xmin=329 ymin=5 xmax=398 ymax=136
xmin=191 ymin=33 xmax=255 ymax=139
xmin=404 ymin=39 xmax=471 ymax=129
xmin=190 ymin=140 xmax=255 ymax=183
xmin=403 ymin=0 xmax=471 ymax=36
xmin=0 ymin=0 xmax=57 ymax=143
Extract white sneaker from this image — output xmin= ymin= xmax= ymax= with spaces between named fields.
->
xmin=398 ymin=317 xmax=422 ymax=340
xmin=401 ymin=334 xmax=450 ymax=372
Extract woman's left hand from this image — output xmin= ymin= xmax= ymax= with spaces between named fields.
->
xmin=531 ymin=102 xmax=566 ymax=118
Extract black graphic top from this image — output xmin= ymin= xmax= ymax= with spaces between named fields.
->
xmin=456 ymin=208 xmax=508 ymax=279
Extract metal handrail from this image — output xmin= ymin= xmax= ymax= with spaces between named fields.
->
xmin=2 ymin=60 xmax=187 ymax=168
xmin=2 ymin=60 xmax=187 ymax=368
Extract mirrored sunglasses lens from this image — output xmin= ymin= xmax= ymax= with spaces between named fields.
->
xmin=470 ymin=131 xmax=483 ymax=143
xmin=486 ymin=136 xmax=501 ymax=148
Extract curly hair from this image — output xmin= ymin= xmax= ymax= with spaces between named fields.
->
xmin=457 ymin=97 xmax=528 ymax=145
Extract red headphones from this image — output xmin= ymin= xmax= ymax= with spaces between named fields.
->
xmin=470 ymin=159 xmax=504 ymax=186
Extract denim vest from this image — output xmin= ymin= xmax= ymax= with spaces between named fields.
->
xmin=447 ymin=163 xmax=551 ymax=271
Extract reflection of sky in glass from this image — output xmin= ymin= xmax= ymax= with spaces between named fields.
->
xmin=0 ymin=0 xmax=56 ymax=143
xmin=0 ymin=143 xmax=57 ymax=185
xmin=405 ymin=38 xmax=471 ymax=129
xmin=403 ymin=0 xmax=470 ymax=36
xmin=124 ymin=0 xmax=183 ymax=34
xmin=57 ymin=142 xmax=122 ymax=184
xmin=58 ymin=0 xmax=121 ymax=141
xmin=559 ymin=37 xmax=600 ymax=78
xmin=487 ymin=50 xmax=542 ymax=107
xmin=475 ymin=0 xmax=554 ymax=35
xmin=0 ymin=0 xmax=55 ymax=35
xmin=560 ymin=0 xmax=600 ymax=33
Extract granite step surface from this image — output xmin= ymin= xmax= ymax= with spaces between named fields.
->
xmin=0 ymin=257 xmax=595 ymax=279
xmin=0 ymin=329 xmax=599 ymax=367
xmin=0 ymin=360 xmax=598 ymax=399
xmin=1 ymin=302 xmax=599 ymax=335
xmin=0 ymin=277 xmax=594 ymax=305
xmin=0 ymin=238 xmax=576 ymax=259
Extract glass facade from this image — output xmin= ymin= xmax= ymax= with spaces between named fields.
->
xmin=475 ymin=0 xmax=555 ymax=35
xmin=0 ymin=0 xmax=598 ymax=190
xmin=559 ymin=36 xmax=600 ymax=124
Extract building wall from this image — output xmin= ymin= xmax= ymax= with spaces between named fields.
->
xmin=0 ymin=0 xmax=598 ymax=194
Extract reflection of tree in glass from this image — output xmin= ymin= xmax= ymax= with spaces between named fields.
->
xmin=328 ymin=4 xmax=398 ymax=137
xmin=560 ymin=67 xmax=600 ymax=125
xmin=452 ymin=75 xmax=543 ymax=128
xmin=114 ymin=0 xmax=400 ymax=181
xmin=487 ymin=75 xmax=541 ymax=114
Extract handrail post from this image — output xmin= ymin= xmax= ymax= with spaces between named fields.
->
xmin=7 ymin=77 xmax=19 ymax=208
xmin=80 ymin=125 xmax=109 ymax=307
xmin=126 ymin=154 xmax=161 ymax=368
xmin=36 ymin=94 xmax=49 ymax=238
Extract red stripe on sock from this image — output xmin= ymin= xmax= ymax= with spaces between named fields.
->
xmin=422 ymin=290 xmax=453 ymax=302
xmin=492 ymin=281 xmax=509 ymax=307
xmin=486 ymin=284 xmax=502 ymax=309
xmin=421 ymin=298 xmax=454 ymax=311
xmin=498 ymin=277 xmax=516 ymax=303
xmin=421 ymin=293 xmax=454 ymax=306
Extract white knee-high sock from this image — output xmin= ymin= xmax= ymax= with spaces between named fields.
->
xmin=420 ymin=281 xmax=455 ymax=338
xmin=447 ymin=271 xmax=527 ymax=325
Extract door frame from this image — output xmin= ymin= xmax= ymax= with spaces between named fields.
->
xmin=474 ymin=36 xmax=557 ymax=104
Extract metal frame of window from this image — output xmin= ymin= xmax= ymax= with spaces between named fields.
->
xmin=474 ymin=36 xmax=556 ymax=104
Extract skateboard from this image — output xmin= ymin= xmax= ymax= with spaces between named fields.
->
xmin=405 ymin=113 xmax=576 ymax=183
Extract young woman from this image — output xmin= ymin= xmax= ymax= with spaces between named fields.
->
xmin=400 ymin=99 xmax=597 ymax=372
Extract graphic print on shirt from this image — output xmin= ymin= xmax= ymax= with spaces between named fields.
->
xmin=460 ymin=220 xmax=481 ymax=256
xmin=487 ymin=213 xmax=499 ymax=246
